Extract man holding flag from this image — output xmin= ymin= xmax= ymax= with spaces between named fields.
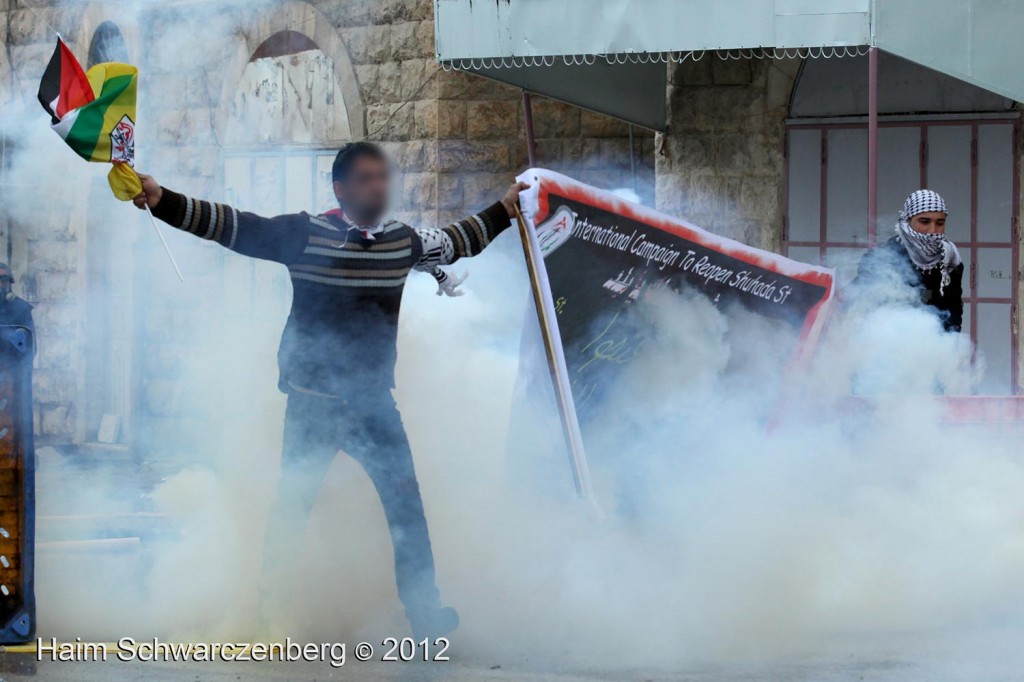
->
xmin=131 ymin=143 xmax=527 ymax=638
xmin=37 ymin=34 xmax=528 ymax=640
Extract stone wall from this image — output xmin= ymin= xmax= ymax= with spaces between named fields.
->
xmin=657 ymin=56 xmax=800 ymax=252
xmin=0 ymin=0 xmax=657 ymax=450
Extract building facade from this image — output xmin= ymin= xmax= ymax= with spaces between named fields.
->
xmin=0 ymin=0 xmax=1021 ymax=455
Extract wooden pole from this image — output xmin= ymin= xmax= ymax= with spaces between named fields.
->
xmin=514 ymin=204 xmax=594 ymax=501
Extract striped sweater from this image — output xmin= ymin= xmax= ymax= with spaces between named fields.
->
xmin=152 ymin=188 xmax=512 ymax=396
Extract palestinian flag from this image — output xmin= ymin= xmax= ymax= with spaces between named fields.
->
xmin=37 ymin=37 xmax=142 ymax=200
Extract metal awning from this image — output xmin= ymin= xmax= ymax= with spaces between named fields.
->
xmin=435 ymin=0 xmax=1023 ymax=131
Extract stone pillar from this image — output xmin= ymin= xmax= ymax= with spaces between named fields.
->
xmin=656 ymin=56 xmax=800 ymax=252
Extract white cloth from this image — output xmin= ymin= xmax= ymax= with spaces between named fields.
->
xmin=903 ymin=189 xmax=948 ymax=219
xmin=895 ymin=190 xmax=961 ymax=295
xmin=414 ymin=227 xmax=466 ymax=296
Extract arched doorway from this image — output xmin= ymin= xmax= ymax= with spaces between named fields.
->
xmin=784 ymin=52 xmax=1020 ymax=394
xmin=208 ymin=16 xmax=363 ymax=459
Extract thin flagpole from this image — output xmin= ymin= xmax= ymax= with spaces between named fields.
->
xmin=513 ymin=203 xmax=595 ymax=505
xmin=143 ymin=205 xmax=184 ymax=282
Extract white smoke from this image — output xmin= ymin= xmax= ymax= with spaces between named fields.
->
xmin=3 ymin=1 xmax=1024 ymax=678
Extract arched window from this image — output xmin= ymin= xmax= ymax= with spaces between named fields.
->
xmin=785 ymin=52 xmax=1020 ymax=394
xmin=220 ymin=28 xmax=358 ymax=350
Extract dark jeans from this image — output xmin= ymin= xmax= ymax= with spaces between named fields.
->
xmin=262 ymin=389 xmax=440 ymax=617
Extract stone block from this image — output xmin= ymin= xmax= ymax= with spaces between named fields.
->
xmin=399 ymin=59 xmax=431 ymax=101
xmin=390 ymin=20 xmax=427 ymax=61
xmin=33 ymin=271 xmax=77 ymax=302
xmin=466 ymin=101 xmax=519 ymax=140
xmin=563 ymin=137 xmax=602 ymax=170
xmin=392 ymin=210 xmax=422 ymax=227
xmin=402 ymin=172 xmax=437 ymax=210
xmin=369 ymin=0 xmax=431 ymax=26
xmin=712 ymin=59 xmax=754 ymax=86
xmin=577 ymin=170 xmax=620 ymax=192
xmin=369 ymin=101 xmax=415 ymax=140
xmin=384 ymin=139 xmax=438 ymax=172
xmin=672 ymin=59 xmax=713 ymax=87
xmin=534 ymin=138 xmax=565 ymax=169
xmin=436 ymin=69 xmax=516 ymax=101
xmin=686 ymin=173 xmax=743 ymax=220
xmin=177 ymin=145 xmax=220 ymax=179
xmin=740 ymin=175 xmax=781 ymax=220
xmin=437 ymin=100 xmax=467 ymax=139
xmin=156 ymin=109 xmax=188 ymax=145
xmin=39 ymin=404 xmax=73 ymax=440
xmin=32 ymin=368 xmax=74 ymax=404
xmin=413 ymin=99 xmax=437 ymax=138
xmin=435 ymin=209 xmax=468 ymax=227
xmin=356 ymin=62 xmax=401 ymax=105
xmin=341 ymin=25 xmax=392 ymax=64
xmin=462 ymin=173 xmax=509 ymax=209
xmin=600 ymin=138 xmax=633 ymax=170
xmin=437 ymin=140 xmax=510 ymax=173
xmin=32 ymin=302 xmax=81 ymax=340
xmin=436 ymin=173 xmax=465 ymax=210
xmin=532 ymin=98 xmax=580 ymax=138
xmin=666 ymin=131 xmax=712 ymax=171
xmin=27 ymin=240 xmax=78 ymax=272
xmin=714 ymin=133 xmax=752 ymax=172
xmin=9 ymin=43 xmax=51 ymax=80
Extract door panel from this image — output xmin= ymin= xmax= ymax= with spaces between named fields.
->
xmin=977 ymin=303 xmax=1012 ymax=394
xmin=826 ymin=128 xmax=868 ymax=244
xmin=878 ymin=127 xmax=922 ymax=233
xmin=977 ymin=124 xmax=1014 ymax=243
xmin=926 ymin=125 xmax=972 ymax=244
xmin=787 ymin=129 xmax=822 ymax=243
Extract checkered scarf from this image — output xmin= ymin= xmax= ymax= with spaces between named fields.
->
xmin=895 ymin=190 xmax=961 ymax=296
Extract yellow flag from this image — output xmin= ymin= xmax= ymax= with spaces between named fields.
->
xmin=108 ymin=163 xmax=143 ymax=202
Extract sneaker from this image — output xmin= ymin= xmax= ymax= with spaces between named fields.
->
xmin=408 ymin=605 xmax=460 ymax=640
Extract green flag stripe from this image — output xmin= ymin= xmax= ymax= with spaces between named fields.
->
xmin=63 ymin=73 xmax=135 ymax=161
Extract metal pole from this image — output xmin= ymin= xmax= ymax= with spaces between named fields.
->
xmin=868 ymin=46 xmax=879 ymax=246
xmin=522 ymin=91 xmax=538 ymax=167
xmin=629 ymin=124 xmax=637 ymax=195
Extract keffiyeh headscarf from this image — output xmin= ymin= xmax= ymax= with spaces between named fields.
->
xmin=895 ymin=189 xmax=962 ymax=295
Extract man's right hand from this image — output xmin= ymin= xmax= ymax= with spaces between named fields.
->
xmin=133 ymin=173 xmax=163 ymax=210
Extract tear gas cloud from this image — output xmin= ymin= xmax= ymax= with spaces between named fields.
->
xmin=2 ymin=0 xmax=1024 ymax=675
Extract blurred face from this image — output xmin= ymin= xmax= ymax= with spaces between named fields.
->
xmin=333 ymin=154 xmax=392 ymax=225
xmin=910 ymin=211 xmax=947 ymax=235
xmin=0 ymin=274 xmax=10 ymax=297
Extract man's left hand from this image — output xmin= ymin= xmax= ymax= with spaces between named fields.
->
xmin=502 ymin=181 xmax=532 ymax=218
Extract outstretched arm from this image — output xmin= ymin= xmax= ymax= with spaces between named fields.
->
xmin=133 ymin=173 xmax=306 ymax=264
xmin=415 ymin=181 xmax=529 ymax=270
xmin=414 ymin=182 xmax=529 ymax=295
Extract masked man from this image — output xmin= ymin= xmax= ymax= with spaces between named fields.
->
xmin=133 ymin=142 xmax=529 ymax=638
xmin=854 ymin=189 xmax=964 ymax=333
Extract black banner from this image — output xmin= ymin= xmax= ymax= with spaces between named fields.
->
xmin=511 ymin=170 xmax=834 ymax=492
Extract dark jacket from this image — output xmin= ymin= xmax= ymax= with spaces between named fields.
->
xmin=0 ymin=296 xmax=36 ymax=353
xmin=853 ymin=237 xmax=964 ymax=333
